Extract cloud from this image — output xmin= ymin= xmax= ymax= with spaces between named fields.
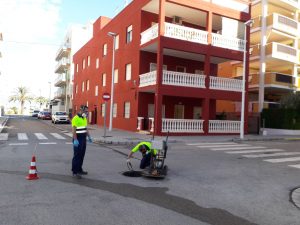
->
xmin=0 ymin=0 xmax=62 ymax=107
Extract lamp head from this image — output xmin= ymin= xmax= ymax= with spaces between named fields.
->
xmin=244 ymin=19 xmax=254 ymax=27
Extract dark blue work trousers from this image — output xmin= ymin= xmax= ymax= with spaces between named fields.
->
xmin=140 ymin=153 xmax=152 ymax=169
xmin=72 ymin=134 xmax=87 ymax=174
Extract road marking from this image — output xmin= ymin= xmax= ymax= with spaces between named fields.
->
xmin=65 ymin=142 xmax=73 ymax=145
xmin=188 ymin=142 xmax=237 ymax=146
xmin=18 ymin=133 xmax=28 ymax=140
xmin=0 ymin=133 xmax=8 ymax=141
xmin=243 ymin=152 xmax=300 ymax=158
xmin=50 ymin=133 xmax=66 ymax=140
xmin=65 ymin=132 xmax=73 ymax=137
xmin=39 ymin=142 xmax=56 ymax=145
xmin=9 ymin=143 xmax=28 ymax=146
xmin=264 ymin=157 xmax=300 ymax=163
xmin=34 ymin=133 xmax=48 ymax=140
xmin=226 ymin=149 xmax=283 ymax=154
xmin=211 ymin=146 xmax=267 ymax=151
xmin=288 ymin=164 xmax=300 ymax=169
xmin=197 ymin=144 xmax=250 ymax=148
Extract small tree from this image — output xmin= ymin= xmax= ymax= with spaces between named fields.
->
xmin=35 ymin=96 xmax=48 ymax=110
xmin=9 ymin=86 xmax=33 ymax=115
xmin=280 ymin=92 xmax=300 ymax=110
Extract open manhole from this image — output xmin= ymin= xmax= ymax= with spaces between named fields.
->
xmin=122 ymin=170 xmax=143 ymax=177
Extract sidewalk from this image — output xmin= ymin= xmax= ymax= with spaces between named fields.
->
xmin=0 ymin=116 xmax=8 ymax=133
xmin=47 ymin=121 xmax=300 ymax=145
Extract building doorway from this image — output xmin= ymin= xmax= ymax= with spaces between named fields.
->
xmin=174 ymin=104 xmax=184 ymax=119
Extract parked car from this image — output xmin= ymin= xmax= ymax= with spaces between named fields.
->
xmin=52 ymin=111 xmax=70 ymax=124
xmin=31 ymin=110 xmax=40 ymax=117
xmin=38 ymin=111 xmax=51 ymax=120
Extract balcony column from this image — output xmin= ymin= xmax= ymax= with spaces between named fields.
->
xmin=153 ymin=0 xmax=165 ymax=136
xmin=293 ymin=11 xmax=299 ymax=91
xmin=203 ymin=55 xmax=211 ymax=135
xmin=258 ymin=0 xmax=268 ymax=112
xmin=206 ymin=11 xmax=213 ymax=45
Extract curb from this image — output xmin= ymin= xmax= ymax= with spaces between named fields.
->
xmin=0 ymin=117 xmax=8 ymax=133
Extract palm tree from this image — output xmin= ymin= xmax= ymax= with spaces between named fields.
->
xmin=35 ymin=96 xmax=48 ymax=110
xmin=9 ymin=86 xmax=33 ymax=115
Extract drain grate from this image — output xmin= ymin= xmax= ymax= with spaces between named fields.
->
xmin=122 ymin=171 xmax=142 ymax=177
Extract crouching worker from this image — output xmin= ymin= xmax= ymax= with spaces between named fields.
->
xmin=127 ymin=142 xmax=157 ymax=169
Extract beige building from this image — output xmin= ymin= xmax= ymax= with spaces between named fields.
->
xmin=249 ymin=0 xmax=300 ymax=112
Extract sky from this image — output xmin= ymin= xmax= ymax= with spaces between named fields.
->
xmin=0 ymin=0 xmax=129 ymax=108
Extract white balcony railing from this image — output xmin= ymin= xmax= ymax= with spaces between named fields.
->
xmin=274 ymin=13 xmax=298 ymax=36
xmin=139 ymin=71 xmax=157 ymax=87
xmin=54 ymin=74 xmax=66 ymax=86
xmin=209 ymin=120 xmax=240 ymax=133
xmin=211 ymin=33 xmax=245 ymax=51
xmin=162 ymin=119 xmax=204 ymax=133
xmin=272 ymin=42 xmax=299 ymax=64
xmin=141 ymin=23 xmax=159 ymax=45
xmin=164 ymin=22 xmax=208 ymax=44
xmin=209 ymin=76 xmax=243 ymax=92
xmin=162 ymin=71 xmax=206 ymax=88
xmin=55 ymin=57 xmax=70 ymax=73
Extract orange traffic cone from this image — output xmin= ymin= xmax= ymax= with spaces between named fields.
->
xmin=26 ymin=155 xmax=39 ymax=180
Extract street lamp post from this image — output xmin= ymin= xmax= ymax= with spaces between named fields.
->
xmin=240 ymin=19 xmax=253 ymax=139
xmin=107 ymin=32 xmax=117 ymax=131
xmin=48 ymin=81 xmax=51 ymax=109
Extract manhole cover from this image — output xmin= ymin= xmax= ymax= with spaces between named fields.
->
xmin=290 ymin=187 xmax=300 ymax=209
xmin=122 ymin=171 xmax=142 ymax=177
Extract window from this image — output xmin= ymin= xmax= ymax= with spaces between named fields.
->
xmin=102 ymin=73 xmax=106 ymax=86
xmin=82 ymin=81 xmax=85 ymax=92
xmin=96 ymin=58 xmax=99 ymax=69
xmin=86 ymin=101 xmax=89 ymax=107
xmin=113 ymin=103 xmax=117 ymax=118
xmin=86 ymin=80 xmax=90 ymax=91
xmin=114 ymin=69 xmax=118 ymax=83
xmin=87 ymin=56 xmax=90 ymax=67
xmin=115 ymin=34 xmax=119 ymax=50
xmin=75 ymin=84 xmax=78 ymax=94
xmin=124 ymin=102 xmax=130 ymax=118
xmin=126 ymin=25 xmax=132 ymax=43
xmin=101 ymin=104 xmax=105 ymax=117
xmin=82 ymin=59 xmax=85 ymax=69
xmin=125 ymin=63 xmax=131 ymax=80
xmin=150 ymin=63 xmax=167 ymax=72
xmin=95 ymin=85 xmax=98 ymax=96
xmin=76 ymin=64 xmax=78 ymax=73
xmin=103 ymin=43 xmax=107 ymax=56
xmin=176 ymin=66 xmax=186 ymax=73
xmin=195 ymin=70 xmax=204 ymax=75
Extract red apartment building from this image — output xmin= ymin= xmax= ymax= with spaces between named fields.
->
xmin=73 ymin=0 xmax=251 ymax=136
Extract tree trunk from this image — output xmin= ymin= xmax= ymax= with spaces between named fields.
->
xmin=21 ymin=101 xmax=24 ymax=115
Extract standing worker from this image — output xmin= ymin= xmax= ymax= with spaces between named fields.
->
xmin=72 ymin=105 xmax=93 ymax=179
xmin=127 ymin=142 xmax=157 ymax=169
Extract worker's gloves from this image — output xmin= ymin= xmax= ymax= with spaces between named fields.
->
xmin=73 ymin=139 xmax=79 ymax=147
xmin=87 ymin=136 xmax=93 ymax=143
xmin=126 ymin=158 xmax=131 ymax=163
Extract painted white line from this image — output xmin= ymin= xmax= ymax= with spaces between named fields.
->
xmin=197 ymin=144 xmax=250 ymax=148
xmin=243 ymin=152 xmax=300 ymax=158
xmin=211 ymin=146 xmax=267 ymax=151
xmin=34 ymin=133 xmax=48 ymax=140
xmin=288 ymin=164 xmax=300 ymax=169
xmin=226 ymin=149 xmax=283 ymax=154
xmin=264 ymin=157 xmax=300 ymax=163
xmin=0 ymin=133 xmax=8 ymax=141
xmin=50 ymin=133 xmax=66 ymax=140
xmin=64 ymin=133 xmax=73 ymax=137
xmin=18 ymin=133 xmax=28 ymax=140
xmin=188 ymin=142 xmax=237 ymax=146
xmin=9 ymin=143 xmax=28 ymax=146
xmin=65 ymin=142 xmax=73 ymax=145
xmin=39 ymin=142 xmax=56 ymax=145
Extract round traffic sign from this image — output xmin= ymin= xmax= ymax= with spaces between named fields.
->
xmin=102 ymin=93 xmax=111 ymax=101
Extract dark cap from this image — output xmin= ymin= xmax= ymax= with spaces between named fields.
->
xmin=80 ymin=105 xmax=88 ymax=111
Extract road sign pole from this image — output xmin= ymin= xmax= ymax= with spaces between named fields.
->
xmin=103 ymin=102 xmax=107 ymax=138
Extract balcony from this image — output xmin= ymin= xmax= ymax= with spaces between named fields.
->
xmin=250 ymin=42 xmax=299 ymax=64
xmin=55 ymin=44 xmax=70 ymax=61
xmin=141 ymin=22 xmax=245 ymax=51
xmin=268 ymin=0 xmax=300 ymax=10
xmin=139 ymin=70 xmax=243 ymax=92
xmin=55 ymin=58 xmax=70 ymax=74
xmin=249 ymin=72 xmax=295 ymax=90
xmin=54 ymin=74 xmax=66 ymax=87
xmin=54 ymin=88 xmax=66 ymax=99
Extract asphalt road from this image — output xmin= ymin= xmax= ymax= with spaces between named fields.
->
xmin=0 ymin=116 xmax=300 ymax=225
